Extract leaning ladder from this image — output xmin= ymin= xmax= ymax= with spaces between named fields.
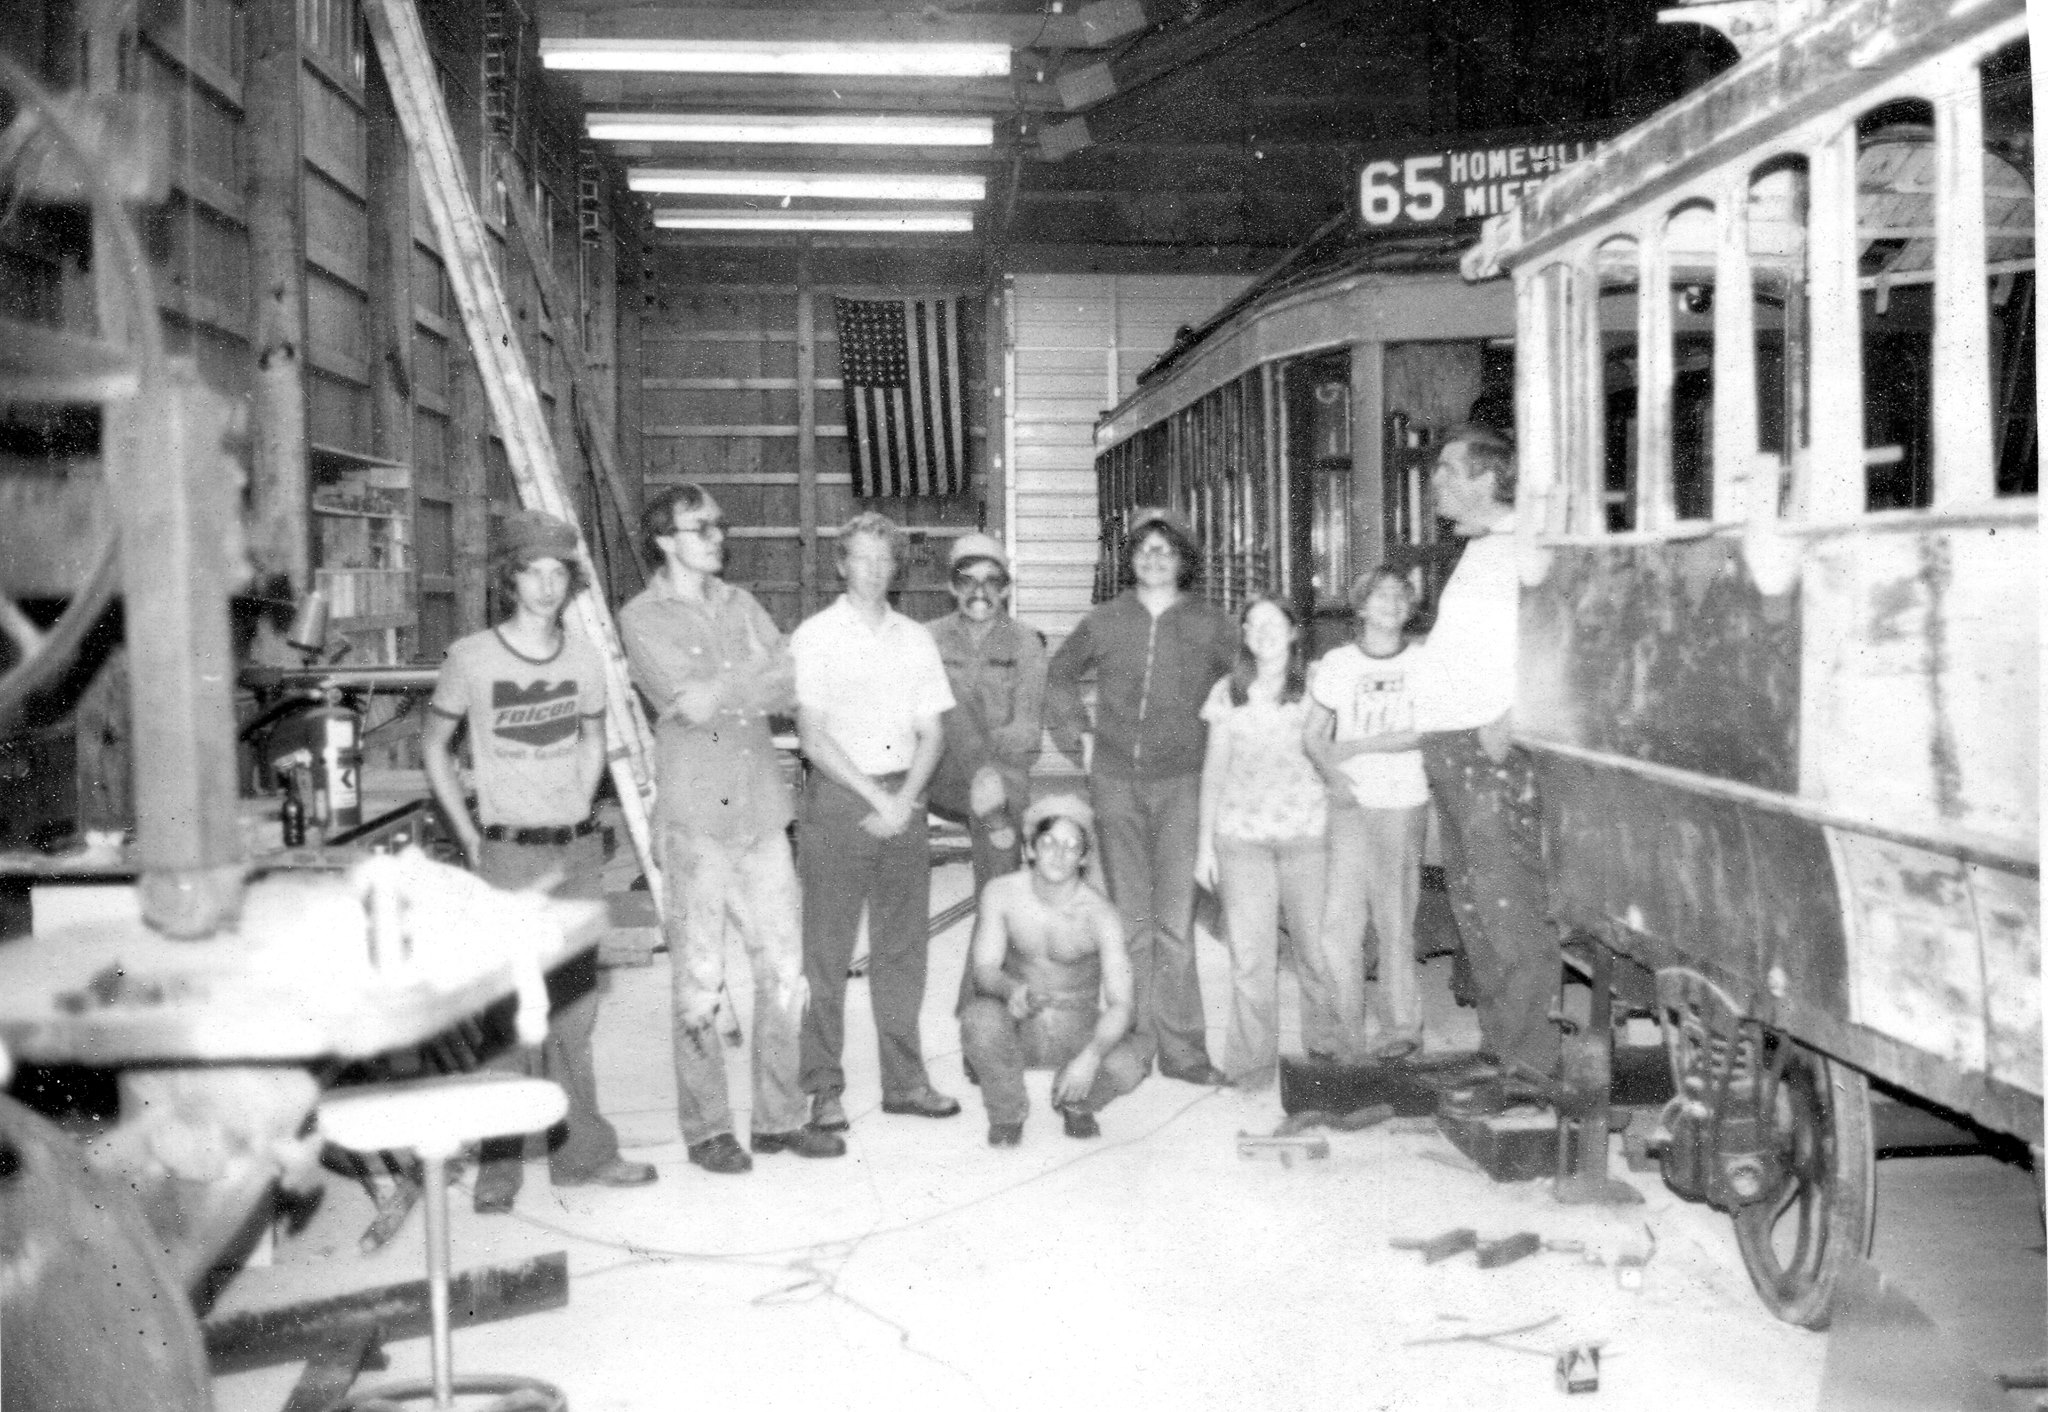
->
xmin=363 ymin=0 xmax=663 ymax=905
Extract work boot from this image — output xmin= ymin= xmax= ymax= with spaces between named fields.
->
xmin=555 ymin=1157 xmax=658 ymax=1188
xmin=751 ymin=1127 xmax=847 ymax=1159
xmin=686 ymin=1133 xmax=753 ymax=1175
xmin=1059 ymin=1106 xmax=1100 ymax=1140
xmin=810 ymin=1092 xmax=850 ymax=1132
xmin=988 ymin=1121 xmax=1024 ymax=1147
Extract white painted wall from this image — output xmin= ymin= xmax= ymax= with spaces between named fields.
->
xmin=1001 ymin=273 xmax=1248 ymax=641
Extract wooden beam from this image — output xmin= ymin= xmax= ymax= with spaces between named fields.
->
xmin=204 ymin=1254 xmax=569 ymax=1374
xmin=366 ymin=54 xmax=417 ymax=657
xmin=243 ymin=0 xmax=312 ymax=589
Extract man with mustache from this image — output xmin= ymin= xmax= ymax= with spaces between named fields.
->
xmin=925 ymin=533 xmax=1048 ymax=912
xmin=423 ymin=509 xmax=658 ymax=1213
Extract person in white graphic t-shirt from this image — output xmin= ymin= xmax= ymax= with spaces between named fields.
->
xmin=1306 ymin=566 xmax=1431 ymax=1063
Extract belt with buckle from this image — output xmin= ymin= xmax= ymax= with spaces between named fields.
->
xmin=482 ymin=817 xmax=599 ymax=846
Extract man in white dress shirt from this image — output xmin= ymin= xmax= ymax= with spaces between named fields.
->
xmin=791 ymin=512 xmax=961 ymax=1131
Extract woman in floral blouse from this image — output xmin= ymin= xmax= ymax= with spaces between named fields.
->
xmin=1193 ymin=595 xmax=1344 ymax=1088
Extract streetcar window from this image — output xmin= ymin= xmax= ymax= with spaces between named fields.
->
xmin=1749 ymin=156 xmax=1810 ymax=514
xmin=1856 ymin=99 xmax=1937 ymax=510
xmin=1596 ymin=234 xmax=1641 ymax=531
xmin=1666 ymin=201 xmax=1717 ymax=521
xmin=1982 ymin=40 xmax=2035 ymax=497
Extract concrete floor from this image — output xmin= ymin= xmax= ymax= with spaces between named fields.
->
xmin=209 ymin=856 xmax=2044 ymax=1412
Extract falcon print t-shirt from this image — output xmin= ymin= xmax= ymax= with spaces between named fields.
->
xmin=430 ymin=625 xmax=605 ymax=827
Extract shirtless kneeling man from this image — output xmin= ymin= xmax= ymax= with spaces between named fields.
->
xmin=959 ymin=794 xmax=1149 ymax=1145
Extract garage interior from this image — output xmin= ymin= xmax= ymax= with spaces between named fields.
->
xmin=0 ymin=1 xmax=2040 ymax=1409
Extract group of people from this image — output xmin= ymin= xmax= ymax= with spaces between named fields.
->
xmin=422 ymin=422 xmax=1565 ymax=1196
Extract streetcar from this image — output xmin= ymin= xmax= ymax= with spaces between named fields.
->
xmin=1090 ymin=244 xmax=1518 ymax=652
xmin=1462 ymin=0 xmax=2037 ymax=1328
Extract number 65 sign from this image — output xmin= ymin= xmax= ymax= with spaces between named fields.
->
xmin=1356 ymin=126 xmax=1612 ymax=231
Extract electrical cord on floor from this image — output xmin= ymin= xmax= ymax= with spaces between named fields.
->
xmin=451 ymin=1079 xmax=1222 ymax=1265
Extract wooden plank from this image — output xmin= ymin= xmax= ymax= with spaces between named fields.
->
xmin=206 ymin=1254 xmax=567 ymax=1375
xmin=279 ymin=1327 xmax=383 ymax=1412
xmin=365 ymin=0 xmax=663 ymax=904
xmin=642 ymin=376 xmax=844 ymax=391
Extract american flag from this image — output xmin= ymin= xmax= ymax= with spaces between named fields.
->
xmin=834 ymin=295 xmax=966 ymax=498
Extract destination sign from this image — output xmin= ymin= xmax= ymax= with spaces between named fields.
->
xmin=1355 ymin=127 xmax=1615 ymax=231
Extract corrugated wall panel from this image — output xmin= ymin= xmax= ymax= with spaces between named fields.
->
xmin=1005 ymin=273 xmax=1245 ymax=640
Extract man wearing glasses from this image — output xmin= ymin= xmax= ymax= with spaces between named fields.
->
xmin=619 ymin=484 xmax=845 ymax=1176
xmin=925 ymin=533 xmax=1048 ymax=910
xmin=1046 ymin=508 xmax=1236 ymax=1086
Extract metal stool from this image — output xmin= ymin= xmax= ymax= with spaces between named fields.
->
xmin=318 ymin=1073 xmax=571 ymax=1412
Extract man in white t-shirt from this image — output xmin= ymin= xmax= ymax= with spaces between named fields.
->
xmin=1409 ymin=428 xmax=1563 ymax=1116
xmin=791 ymin=512 xmax=960 ymax=1132
xmin=423 ymin=510 xmax=657 ymax=1212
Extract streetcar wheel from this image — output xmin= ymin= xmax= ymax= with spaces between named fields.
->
xmin=1730 ymin=1035 xmax=1875 ymax=1329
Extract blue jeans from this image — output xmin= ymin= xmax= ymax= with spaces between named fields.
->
xmin=958 ymin=997 xmax=1149 ymax=1126
xmin=660 ymin=823 xmax=809 ymax=1147
xmin=1319 ymin=801 xmax=1429 ymax=1056
xmin=797 ymin=771 xmax=936 ymax=1102
xmin=476 ymin=832 xmax=621 ymax=1183
xmin=1214 ymin=834 xmax=1330 ymax=1085
xmin=1090 ymin=772 xmax=1205 ymax=1074
xmin=1421 ymin=731 xmax=1561 ymax=1080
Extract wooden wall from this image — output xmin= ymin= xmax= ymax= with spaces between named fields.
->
xmin=639 ymin=244 xmax=992 ymax=631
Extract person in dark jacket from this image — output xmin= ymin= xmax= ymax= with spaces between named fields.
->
xmin=1045 ymin=508 xmax=1237 ymax=1085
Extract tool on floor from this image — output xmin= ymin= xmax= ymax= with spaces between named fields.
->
xmin=1556 ymin=1344 xmax=1602 ymax=1395
xmin=1236 ymin=1129 xmax=1330 ymax=1165
xmin=1390 ymin=1227 xmax=1477 ymax=1263
xmin=1476 ymin=1231 xmax=1543 ymax=1269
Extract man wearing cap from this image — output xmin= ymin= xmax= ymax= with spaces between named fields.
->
xmin=1045 ymin=508 xmax=1236 ymax=1087
xmin=791 ymin=511 xmax=960 ymax=1132
xmin=960 ymin=794 xmax=1145 ymax=1144
xmin=618 ymin=484 xmax=844 ymax=1177
xmin=925 ymin=531 xmax=1048 ymax=905
xmin=423 ymin=510 xmax=657 ymax=1211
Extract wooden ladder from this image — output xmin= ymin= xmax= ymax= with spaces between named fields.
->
xmin=363 ymin=0 xmax=662 ymax=905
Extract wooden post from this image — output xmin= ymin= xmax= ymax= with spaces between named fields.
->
xmin=795 ymin=237 xmax=819 ymax=617
xmin=1349 ymin=339 xmax=1386 ymax=592
xmin=113 ymin=366 xmax=248 ymax=935
xmin=243 ymin=0 xmax=311 ymax=590
xmin=366 ymin=60 xmax=416 ymax=644
xmin=76 ymin=0 xmax=140 ymax=838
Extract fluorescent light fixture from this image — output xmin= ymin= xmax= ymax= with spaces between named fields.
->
xmin=540 ymin=38 xmax=1010 ymax=78
xmin=629 ymin=168 xmax=986 ymax=201
xmin=652 ymin=209 xmax=974 ymax=232
xmin=586 ymin=112 xmax=996 ymax=147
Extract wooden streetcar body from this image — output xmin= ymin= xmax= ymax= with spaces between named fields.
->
xmin=1090 ymin=265 xmax=1517 ymax=636
xmin=1472 ymin=0 xmax=2037 ymax=1325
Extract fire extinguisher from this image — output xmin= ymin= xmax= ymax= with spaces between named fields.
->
xmin=308 ymin=689 xmax=364 ymax=831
